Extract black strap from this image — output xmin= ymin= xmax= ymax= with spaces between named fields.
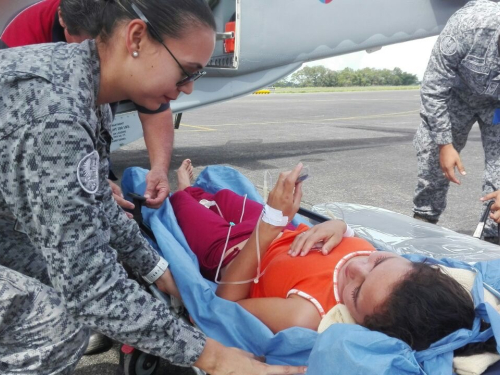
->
xmin=127 ymin=193 xmax=157 ymax=242
xmin=297 ymin=207 xmax=329 ymax=223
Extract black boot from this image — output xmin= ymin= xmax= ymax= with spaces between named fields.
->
xmin=413 ymin=213 xmax=439 ymax=224
xmin=84 ymin=331 xmax=113 ymax=355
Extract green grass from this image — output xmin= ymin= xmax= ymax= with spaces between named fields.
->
xmin=273 ymin=86 xmax=420 ymax=94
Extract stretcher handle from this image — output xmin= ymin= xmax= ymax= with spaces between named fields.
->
xmin=473 ymin=200 xmax=496 ymax=241
xmin=297 ymin=207 xmax=329 ymax=223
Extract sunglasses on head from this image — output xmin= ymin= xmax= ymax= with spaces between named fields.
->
xmin=130 ymin=3 xmax=206 ymax=87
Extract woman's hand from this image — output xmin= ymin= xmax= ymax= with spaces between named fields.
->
xmin=266 ymin=163 xmax=303 ymax=223
xmin=289 ymin=220 xmax=347 ymax=257
xmin=195 ymin=338 xmax=307 ymax=375
xmin=439 ymin=144 xmax=466 ymax=185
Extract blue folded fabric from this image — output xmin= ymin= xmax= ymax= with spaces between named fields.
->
xmin=122 ymin=166 xmax=316 ymax=366
xmin=122 ymin=166 xmax=500 ymax=374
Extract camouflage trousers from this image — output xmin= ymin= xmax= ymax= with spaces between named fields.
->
xmin=0 ymin=214 xmax=89 ymax=374
xmin=413 ymin=96 xmax=500 ymax=237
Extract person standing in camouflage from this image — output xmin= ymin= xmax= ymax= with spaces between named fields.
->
xmin=0 ymin=0 xmax=307 ymax=374
xmin=413 ymin=0 xmax=500 ymax=241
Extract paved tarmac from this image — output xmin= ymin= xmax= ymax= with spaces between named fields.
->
xmin=76 ymin=89 xmax=495 ymax=374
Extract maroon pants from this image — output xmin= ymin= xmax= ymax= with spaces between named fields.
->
xmin=170 ymin=187 xmax=295 ymax=280
xmin=170 ymin=187 xmax=263 ymax=280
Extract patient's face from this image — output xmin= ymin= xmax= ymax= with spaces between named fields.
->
xmin=337 ymin=251 xmax=413 ymax=324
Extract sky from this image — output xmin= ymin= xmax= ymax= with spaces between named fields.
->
xmin=304 ymin=36 xmax=438 ymax=81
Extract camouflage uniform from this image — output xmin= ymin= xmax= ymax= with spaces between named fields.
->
xmin=0 ymin=41 xmax=205 ymax=374
xmin=413 ymin=0 xmax=500 ymax=236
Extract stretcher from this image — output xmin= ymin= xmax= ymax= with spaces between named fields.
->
xmin=119 ymin=165 xmax=500 ymax=375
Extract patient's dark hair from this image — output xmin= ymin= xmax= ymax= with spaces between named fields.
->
xmin=363 ymin=262 xmax=498 ymax=355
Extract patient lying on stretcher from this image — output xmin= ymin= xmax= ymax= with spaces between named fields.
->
xmin=168 ymin=159 xmax=497 ymax=355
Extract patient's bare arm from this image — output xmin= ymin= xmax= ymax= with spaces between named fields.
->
xmin=216 ymin=220 xmax=282 ymax=301
xmin=238 ymin=296 xmax=322 ymax=333
xmin=216 ymin=164 xmax=304 ymax=301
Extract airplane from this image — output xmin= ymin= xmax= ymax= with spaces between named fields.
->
xmin=1 ymin=0 xmax=468 ymax=150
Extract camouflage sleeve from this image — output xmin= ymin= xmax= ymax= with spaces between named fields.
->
xmin=16 ymin=114 xmax=206 ymax=365
xmin=99 ymin=159 xmax=161 ymax=277
xmin=95 ymin=107 xmax=161 ymax=276
xmin=420 ymin=18 xmax=466 ymax=145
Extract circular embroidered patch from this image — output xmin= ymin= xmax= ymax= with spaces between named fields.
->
xmin=440 ymin=35 xmax=458 ymax=56
xmin=77 ymin=150 xmax=100 ymax=194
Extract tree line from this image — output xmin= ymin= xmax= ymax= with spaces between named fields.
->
xmin=275 ymin=66 xmax=419 ymax=87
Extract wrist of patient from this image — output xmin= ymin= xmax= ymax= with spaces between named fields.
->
xmin=258 ymin=219 xmax=284 ymax=235
xmin=343 ymin=223 xmax=355 ymax=238
xmin=261 ymin=204 xmax=289 ymax=227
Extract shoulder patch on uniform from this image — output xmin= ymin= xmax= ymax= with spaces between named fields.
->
xmin=440 ymin=35 xmax=458 ymax=56
xmin=77 ymin=151 xmax=99 ymax=194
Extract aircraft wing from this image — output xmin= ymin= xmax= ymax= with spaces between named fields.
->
xmin=170 ymin=0 xmax=467 ymax=112
xmin=0 ymin=0 xmax=470 ymax=150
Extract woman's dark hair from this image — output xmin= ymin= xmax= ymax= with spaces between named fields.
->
xmin=101 ymin=0 xmax=216 ymax=41
xmin=59 ymin=0 xmax=216 ymax=41
xmin=363 ymin=262 xmax=497 ymax=355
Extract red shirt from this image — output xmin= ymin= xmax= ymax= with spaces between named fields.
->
xmin=1 ymin=0 xmax=63 ymax=48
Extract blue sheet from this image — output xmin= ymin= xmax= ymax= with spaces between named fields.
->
xmin=122 ymin=166 xmax=316 ymax=366
xmin=122 ymin=166 xmax=500 ymax=374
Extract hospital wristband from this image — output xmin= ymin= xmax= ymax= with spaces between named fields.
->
xmin=262 ymin=204 xmax=289 ymax=227
xmin=343 ymin=224 xmax=355 ymax=238
xmin=142 ymin=257 xmax=169 ymax=284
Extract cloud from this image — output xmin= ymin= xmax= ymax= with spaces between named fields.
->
xmin=305 ymin=36 xmax=438 ymax=80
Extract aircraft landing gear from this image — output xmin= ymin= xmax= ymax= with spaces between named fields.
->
xmin=174 ymin=113 xmax=183 ymax=129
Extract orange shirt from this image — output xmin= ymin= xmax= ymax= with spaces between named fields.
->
xmin=250 ymin=224 xmax=375 ymax=316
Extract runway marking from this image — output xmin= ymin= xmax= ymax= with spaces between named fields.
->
xmin=178 ymin=123 xmax=216 ymax=131
xmin=176 ymin=110 xmax=419 ymax=133
xmin=177 ymin=110 xmax=419 ymax=132
xmin=316 ymin=110 xmax=419 ymax=123
xmin=234 ymin=99 xmax=418 ymax=105
xmin=306 ymin=99 xmax=417 ymax=102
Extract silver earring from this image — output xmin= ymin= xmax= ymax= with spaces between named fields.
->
xmin=132 ymin=51 xmax=139 ymax=58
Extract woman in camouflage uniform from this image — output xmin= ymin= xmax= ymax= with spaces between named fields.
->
xmin=0 ymin=1 xmax=306 ymax=374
